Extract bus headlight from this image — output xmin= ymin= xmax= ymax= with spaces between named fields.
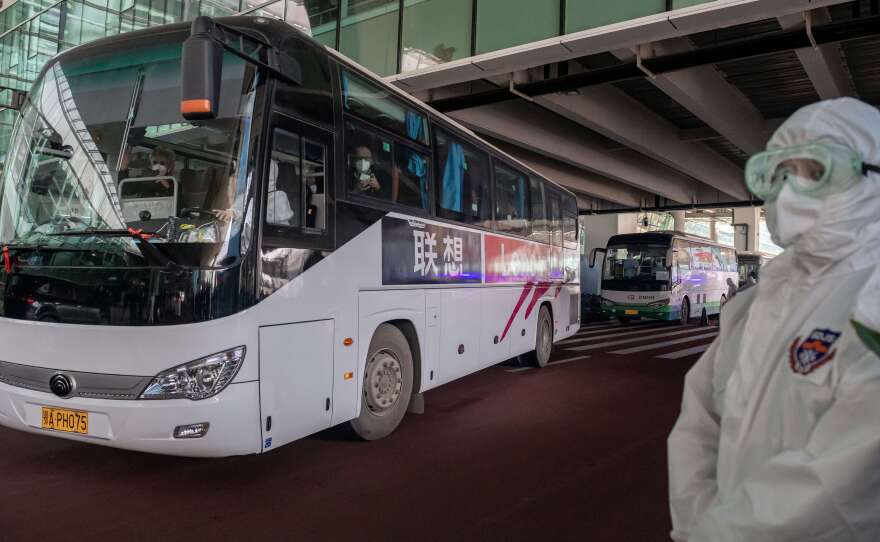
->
xmin=647 ymin=299 xmax=670 ymax=307
xmin=140 ymin=346 xmax=246 ymax=400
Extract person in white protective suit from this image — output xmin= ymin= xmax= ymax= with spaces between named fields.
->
xmin=667 ymin=97 xmax=880 ymax=542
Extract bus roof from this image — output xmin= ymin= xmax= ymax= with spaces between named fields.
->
xmin=607 ymin=231 xmax=736 ymax=249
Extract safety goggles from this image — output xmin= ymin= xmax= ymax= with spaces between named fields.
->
xmin=745 ymin=141 xmax=880 ymax=202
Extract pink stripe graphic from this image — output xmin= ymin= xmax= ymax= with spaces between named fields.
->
xmin=500 ymin=283 xmax=534 ymax=342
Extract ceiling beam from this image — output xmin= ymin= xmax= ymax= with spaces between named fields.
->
xmin=487 ymin=139 xmax=653 ymax=208
xmin=448 ymin=101 xmax=701 ymax=204
xmin=535 ymin=86 xmax=750 ymax=200
xmin=611 ymin=40 xmax=767 ymax=155
xmin=777 ymin=9 xmax=856 ymax=99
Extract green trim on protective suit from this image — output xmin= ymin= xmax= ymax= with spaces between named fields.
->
xmin=852 ymin=319 xmax=880 ymax=357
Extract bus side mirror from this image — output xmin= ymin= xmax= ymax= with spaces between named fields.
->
xmin=589 ymin=247 xmax=606 ymax=268
xmin=181 ymin=17 xmax=222 ymax=121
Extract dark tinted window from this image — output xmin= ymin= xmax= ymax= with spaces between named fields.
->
xmin=341 ymin=69 xmax=428 ymax=144
xmin=548 ymin=190 xmax=562 ymax=247
xmin=494 ymin=161 xmax=529 ymax=236
xmin=529 ymin=177 xmax=546 ymax=241
xmin=344 ymin=120 xmax=430 ymax=210
xmin=563 ymin=193 xmax=577 ymax=246
xmin=275 ymin=38 xmax=333 ymax=126
xmin=435 ymin=127 xmax=491 ymax=226
xmin=266 ymin=128 xmax=328 ymax=232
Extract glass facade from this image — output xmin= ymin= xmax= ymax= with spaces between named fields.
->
xmin=401 ymin=0 xmax=471 ymax=72
xmin=475 ymin=0 xmax=559 ymax=55
xmin=565 ymin=0 xmax=665 ymax=33
xmin=339 ymin=0 xmax=399 ymax=76
xmin=0 ymin=0 xmax=718 ymax=155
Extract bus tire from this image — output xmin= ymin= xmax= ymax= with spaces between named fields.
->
xmin=679 ymin=298 xmax=690 ymax=326
xmin=700 ymin=307 xmax=709 ymax=326
xmin=524 ymin=305 xmax=554 ymax=368
xmin=350 ymin=324 xmax=413 ymax=441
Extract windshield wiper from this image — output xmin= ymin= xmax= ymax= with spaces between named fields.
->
xmin=47 ymin=228 xmax=180 ymax=269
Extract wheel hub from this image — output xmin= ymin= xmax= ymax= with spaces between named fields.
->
xmin=364 ymin=349 xmax=402 ymax=414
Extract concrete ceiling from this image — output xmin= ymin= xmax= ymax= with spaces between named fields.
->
xmin=387 ymin=0 xmax=878 ymax=210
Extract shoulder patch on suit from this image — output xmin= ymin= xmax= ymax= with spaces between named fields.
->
xmin=789 ymin=328 xmax=842 ymax=375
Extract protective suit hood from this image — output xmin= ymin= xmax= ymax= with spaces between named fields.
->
xmin=763 ymin=98 xmax=880 ymax=278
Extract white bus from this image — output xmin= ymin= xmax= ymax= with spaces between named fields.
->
xmin=0 ymin=16 xmax=580 ymax=456
xmin=590 ymin=232 xmax=737 ymax=325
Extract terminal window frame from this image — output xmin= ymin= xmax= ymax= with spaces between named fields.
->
xmin=342 ymin=117 xmax=433 ymax=213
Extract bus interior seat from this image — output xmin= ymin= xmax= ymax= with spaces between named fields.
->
xmin=179 ymin=168 xmax=210 ymax=209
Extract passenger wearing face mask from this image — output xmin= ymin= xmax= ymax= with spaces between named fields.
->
xmin=668 ymin=98 xmax=880 ymax=542
xmin=350 ymin=145 xmax=391 ymax=199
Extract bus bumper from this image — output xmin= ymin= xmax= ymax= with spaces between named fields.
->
xmin=0 ymin=381 xmax=262 ymax=457
xmin=600 ymin=305 xmax=677 ymax=321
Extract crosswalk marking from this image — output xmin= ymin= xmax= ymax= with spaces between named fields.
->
xmin=506 ymin=366 xmax=535 ymax=373
xmin=560 ymin=324 xmax=686 ymax=345
xmin=548 ymin=355 xmax=589 ymax=366
xmin=565 ymin=327 xmax=709 ymax=351
xmin=575 ymin=318 xmax=658 ymax=333
xmin=609 ymin=332 xmax=718 ymax=355
xmin=570 ymin=322 xmax=672 ymax=338
xmin=657 ymin=344 xmax=711 ymax=359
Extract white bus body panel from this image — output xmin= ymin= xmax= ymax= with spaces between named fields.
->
xmin=259 ymin=320 xmax=334 ymax=450
xmin=0 ymin=212 xmax=578 ymax=456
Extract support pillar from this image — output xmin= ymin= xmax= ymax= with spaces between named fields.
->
xmin=732 ymin=207 xmax=760 ymax=252
xmin=671 ymin=211 xmax=686 ymax=233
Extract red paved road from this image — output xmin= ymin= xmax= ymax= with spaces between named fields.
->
xmin=0 ymin=320 xmax=713 ymax=541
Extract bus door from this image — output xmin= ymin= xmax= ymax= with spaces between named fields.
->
xmin=258 ymin=112 xmax=337 ymax=450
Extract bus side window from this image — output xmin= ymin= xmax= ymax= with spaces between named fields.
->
xmin=435 ymin=127 xmax=492 ymax=227
xmin=265 ymin=127 xmax=328 ymax=232
xmin=676 ymin=241 xmax=691 ymax=274
xmin=529 ymin=177 xmax=546 ymax=243
xmin=493 ymin=161 xmax=530 ymax=237
xmin=341 ymin=69 xmax=429 ymax=145
xmin=562 ymin=195 xmax=578 ymax=248
xmin=548 ymin=191 xmax=562 ymax=247
xmin=267 ymin=128 xmax=302 ymax=228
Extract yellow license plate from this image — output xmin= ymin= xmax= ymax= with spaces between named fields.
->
xmin=624 ymin=309 xmax=639 ymax=315
xmin=41 ymin=407 xmax=89 ymax=435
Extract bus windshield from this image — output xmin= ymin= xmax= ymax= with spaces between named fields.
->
xmin=0 ymin=35 xmax=259 ymax=267
xmin=603 ymin=245 xmax=670 ymax=282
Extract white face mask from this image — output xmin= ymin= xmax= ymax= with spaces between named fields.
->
xmin=355 ymin=159 xmax=371 ymax=174
xmin=152 ymin=163 xmax=169 ymax=176
xmin=765 ymin=183 xmax=825 ymax=248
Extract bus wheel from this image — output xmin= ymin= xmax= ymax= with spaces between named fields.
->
xmin=350 ymin=324 xmax=413 ymax=441
xmin=524 ymin=306 xmax=553 ymax=368
xmin=679 ymin=298 xmax=690 ymax=326
xmin=700 ymin=308 xmax=709 ymax=326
